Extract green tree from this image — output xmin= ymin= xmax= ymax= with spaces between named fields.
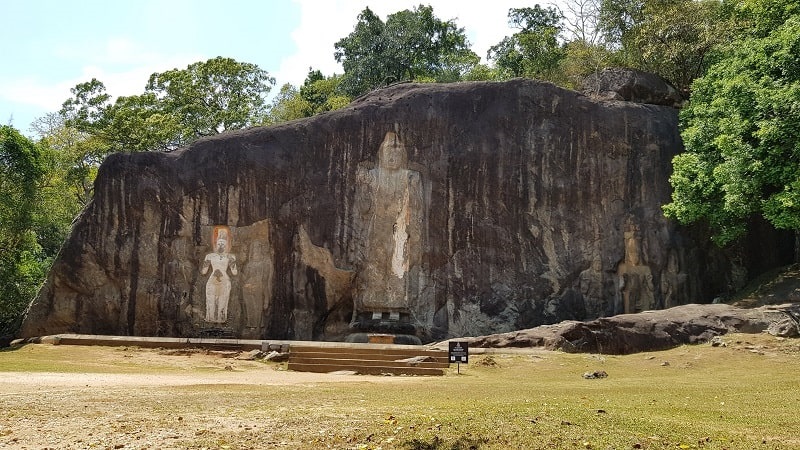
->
xmin=487 ymin=6 xmax=566 ymax=82
xmin=61 ymin=57 xmax=275 ymax=153
xmin=663 ymin=8 xmax=800 ymax=245
xmin=298 ymin=70 xmax=350 ymax=114
xmin=0 ymin=126 xmax=46 ymax=336
xmin=103 ymin=93 xmax=183 ymax=152
xmin=630 ymin=0 xmax=730 ymax=94
xmin=462 ymin=63 xmax=504 ymax=81
xmin=1 ymin=122 xmax=84 ymax=338
xmin=732 ymin=0 xmax=800 ymax=38
xmin=146 ymin=56 xmax=275 ymax=142
xmin=334 ymin=5 xmax=479 ymax=97
xmin=264 ymin=83 xmax=313 ymax=124
xmin=560 ymin=39 xmax=615 ymax=89
xmin=60 ymin=78 xmax=112 ymax=135
xmin=598 ymin=0 xmax=730 ymax=93
xmin=264 ymin=69 xmax=352 ymax=125
xmin=31 ymin=113 xmax=104 ymax=206
xmin=556 ymin=0 xmax=617 ymax=88
xmin=598 ymin=0 xmax=645 ymax=48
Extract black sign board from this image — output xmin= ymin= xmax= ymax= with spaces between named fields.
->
xmin=448 ymin=341 xmax=469 ymax=364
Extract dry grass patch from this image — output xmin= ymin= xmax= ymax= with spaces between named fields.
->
xmin=1 ymin=333 xmax=799 ymax=449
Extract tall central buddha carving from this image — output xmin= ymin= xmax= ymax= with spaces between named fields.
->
xmin=350 ymin=131 xmax=423 ymax=336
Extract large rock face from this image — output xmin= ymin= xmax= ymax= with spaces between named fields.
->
xmin=19 ymin=79 xmax=793 ymax=341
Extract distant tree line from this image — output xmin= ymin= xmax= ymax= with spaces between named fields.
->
xmin=2 ymin=0 xmax=797 ymax=337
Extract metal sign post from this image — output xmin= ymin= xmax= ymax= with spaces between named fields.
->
xmin=448 ymin=341 xmax=469 ymax=374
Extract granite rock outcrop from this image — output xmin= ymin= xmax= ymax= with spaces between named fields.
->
xmin=20 ymin=79 xmax=794 ymax=342
xmin=582 ymin=68 xmax=685 ymax=107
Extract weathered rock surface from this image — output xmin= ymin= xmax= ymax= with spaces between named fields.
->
xmin=460 ymin=303 xmax=800 ymax=354
xmin=582 ymin=68 xmax=685 ymax=108
xmin=19 ymin=79 xmax=794 ymax=342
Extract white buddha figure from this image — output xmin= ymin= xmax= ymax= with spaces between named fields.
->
xmin=201 ymin=228 xmax=238 ymax=323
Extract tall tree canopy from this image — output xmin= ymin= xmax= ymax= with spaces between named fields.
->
xmin=265 ymin=84 xmax=311 ymax=125
xmin=334 ymin=5 xmax=479 ymax=97
xmin=30 ymin=113 xmax=104 ymax=206
xmin=598 ymin=0 xmax=730 ymax=93
xmin=0 ymin=126 xmax=46 ymax=335
xmin=146 ymin=56 xmax=275 ymax=140
xmin=264 ymin=70 xmax=351 ymax=125
xmin=61 ymin=57 xmax=275 ymax=153
xmin=663 ymin=1 xmax=800 ymax=245
xmin=1 ymin=123 xmax=84 ymax=337
xmin=487 ymin=6 xmax=566 ymax=82
xmin=298 ymin=70 xmax=350 ymax=114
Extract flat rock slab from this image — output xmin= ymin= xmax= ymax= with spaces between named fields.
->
xmin=458 ymin=303 xmax=800 ymax=354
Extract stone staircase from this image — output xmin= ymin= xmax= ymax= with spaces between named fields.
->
xmin=287 ymin=344 xmax=450 ymax=376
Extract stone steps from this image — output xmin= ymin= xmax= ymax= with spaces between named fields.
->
xmin=287 ymin=344 xmax=449 ymax=376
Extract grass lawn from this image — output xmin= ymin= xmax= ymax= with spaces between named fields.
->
xmin=1 ymin=333 xmax=798 ymax=449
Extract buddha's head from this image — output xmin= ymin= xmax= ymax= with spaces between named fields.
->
xmin=378 ymin=131 xmax=407 ymax=170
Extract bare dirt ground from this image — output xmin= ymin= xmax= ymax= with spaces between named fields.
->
xmin=0 ymin=356 xmax=368 ymax=389
xmin=0 ymin=346 xmax=416 ymax=450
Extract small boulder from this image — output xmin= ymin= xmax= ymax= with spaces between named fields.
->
xmin=264 ymin=351 xmax=289 ymax=362
xmin=582 ymin=370 xmax=608 ymax=379
xmin=582 ymin=68 xmax=685 ymax=108
xmin=236 ymin=349 xmax=265 ymax=360
xmin=710 ymin=336 xmax=727 ymax=347
xmin=767 ymin=317 xmax=800 ymax=338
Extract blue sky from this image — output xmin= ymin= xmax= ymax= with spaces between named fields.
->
xmin=1 ymin=0 xmax=552 ymax=135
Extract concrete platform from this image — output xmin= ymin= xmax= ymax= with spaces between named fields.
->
xmin=19 ymin=333 xmax=444 ymax=352
xmin=28 ymin=333 xmax=264 ymax=351
xmin=17 ymin=334 xmax=452 ymax=376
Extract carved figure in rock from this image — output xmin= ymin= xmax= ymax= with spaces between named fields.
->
xmin=579 ymin=258 xmax=605 ymax=316
xmin=353 ymin=131 xmax=423 ymax=320
xmin=617 ymin=218 xmax=655 ymax=314
xmin=660 ymin=250 xmax=688 ymax=309
xmin=201 ymin=226 xmax=238 ymax=323
xmin=241 ymin=235 xmax=273 ymax=335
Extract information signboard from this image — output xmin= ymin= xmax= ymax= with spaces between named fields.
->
xmin=448 ymin=341 xmax=469 ymax=364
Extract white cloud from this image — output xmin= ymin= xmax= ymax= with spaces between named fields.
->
xmin=59 ymin=37 xmax=205 ymax=97
xmin=1 ymin=38 xmax=203 ymax=117
xmin=54 ymin=37 xmax=163 ymax=67
xmin=273 ymin=0 xmax=364 ymax=86
xmin=0 ymin=78 xmax=71 ymax=113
